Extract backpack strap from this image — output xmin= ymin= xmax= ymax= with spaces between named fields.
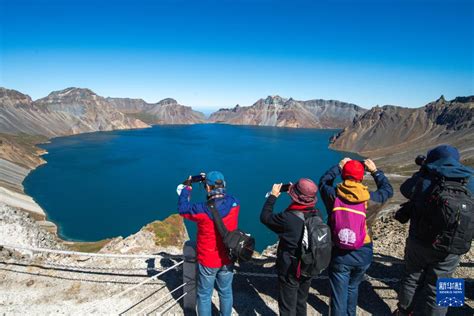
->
xmin=207 ymin=199 xmax=229 ymax=238
xmin=290 ymin=211 xmax=305 ymax=221
xmin=289 ymin=211 xmax=311 ymax=255
xmin=432 ymin=176 xmax=470 ymax=195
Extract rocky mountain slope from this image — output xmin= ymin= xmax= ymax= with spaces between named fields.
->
xmin=98 ymin=214 xmax=189 ymax=255
xmin=0 ymin=87 xmax=151 ymax=225
xmin=0 ymin=87 xmax=149 ymax=137
xmin=330 ymin=96 xmax=474 ymax=169
xmin=107 ymin=97 xmax=206 ymax=124
xmin=209 ymin=95 xmax=366 ymax=128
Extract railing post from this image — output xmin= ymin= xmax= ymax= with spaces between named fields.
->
xmin=183 ymin=240 xmax=197 ymax=315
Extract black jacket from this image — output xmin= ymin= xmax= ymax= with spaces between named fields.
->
xmin=260 ymin=195 xmax=321 ymax=276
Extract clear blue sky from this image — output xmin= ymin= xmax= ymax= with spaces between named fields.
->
xmin=1 ymin=0 xmax=473 ymax=112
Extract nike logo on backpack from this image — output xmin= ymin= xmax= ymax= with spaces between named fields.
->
xmin=318 ymin=233 xmax=327 ymax=241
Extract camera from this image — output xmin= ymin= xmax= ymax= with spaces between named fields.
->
xmin=394 ymin=202 xmax=413 ymax=224
xmin=191 ymin=174 xmax=206 ymax=183
xmin=280 ymin=184 xmax=291 ymax=192
xmin=415 ymin=155 xmax=426 ymax=166
xmin=359 ymin=160 xmax=368 ymax=171
xmin=183 ymin=173 xmax=206 ymax=186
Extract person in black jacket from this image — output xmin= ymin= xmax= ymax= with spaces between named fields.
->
xmin=260 ymin=178 xmax=320 ymax=316
xmin=394 ymin=145 xmax=473 ymax=316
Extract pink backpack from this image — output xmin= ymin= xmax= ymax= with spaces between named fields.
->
xmin=331 ymin=197 xmax=367 ymax=250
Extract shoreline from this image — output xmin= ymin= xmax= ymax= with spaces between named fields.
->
xmin=1 ymin=124 xmax=473 ymax=314
xmin=0 ymin=125 xmax=155 ymax=249
xmin=4 ymin=124 xmax=344 ymax=251
xmin=1 ymin=123 xmax=417 ymax=251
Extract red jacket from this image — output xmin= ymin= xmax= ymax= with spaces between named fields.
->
xmin=178 ymin=187 xmax=240 ymax=268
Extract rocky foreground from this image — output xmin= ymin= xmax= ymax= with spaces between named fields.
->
xmin=0 ymin=203 xmax=472 ymax=315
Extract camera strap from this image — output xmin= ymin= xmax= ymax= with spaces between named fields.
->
xmin=207 ymin=199 xmax=229 ymax=238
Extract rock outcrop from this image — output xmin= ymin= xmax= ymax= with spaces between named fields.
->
xmin=99 ymin=214 xmax=189 ymax=255
xmin=209 ymin=96 xmax=366 ymax=128
xmin=330 ymin=96 xmax=474 ymax=169
xmin=0 ymin=203 xmax=61 ymax=250
xmin=104 ymin=97 xmax=150 ymax=113
xmin=107 ymin=96 xmax=206 ymax=124
xmin=0 ymin=87 xmax=149 ymax=138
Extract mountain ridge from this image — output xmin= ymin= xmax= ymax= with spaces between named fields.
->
xmin=106 ymin=95 xmax=205 ymax=124
xmin=209 ymin=95 xmax=367 ymax=128
xmin=0 ymin=87 xmax=149 ymax=137
xmin=330 ymin=95 xmax=474 ymax=169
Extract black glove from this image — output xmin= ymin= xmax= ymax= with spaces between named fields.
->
xmin=394 ymin=202 xmax=413 ymax=224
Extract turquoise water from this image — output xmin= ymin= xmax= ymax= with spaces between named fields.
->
xmin=24 ymin=124 xmax=354 ymax=251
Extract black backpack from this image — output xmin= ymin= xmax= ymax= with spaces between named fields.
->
xmin=207 ymin=200 xmax=255 ymax=262
xmin=292 ymin=211 xmax=332 ymax=277
xmin=418 ymin=177 xmax=473 ymax=255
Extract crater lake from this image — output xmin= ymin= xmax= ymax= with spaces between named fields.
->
xmin=24 ymin=124 xmax=356 ymax=251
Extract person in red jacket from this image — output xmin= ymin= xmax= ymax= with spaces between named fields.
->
xmin=178 ymin=171 xmax=239 ymax=316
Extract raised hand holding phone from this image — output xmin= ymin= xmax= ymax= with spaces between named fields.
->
xmin=339 ymin=157 xmax=351 ymax=169
xmin=364 ymin=159 xmax=377 ymax=173
xmin=271 ymin=183 xmax=283 ymax=198
xmin=264 ymin=182 xmax=292 ymax=198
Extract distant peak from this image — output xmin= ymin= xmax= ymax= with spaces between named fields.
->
xmin=264 ymin=95 xmax=287 ymax=105
xmin=158 ymin=98 xmax=178 ymax=106
xmin=437 ymin=95 xmax=446 ymax=103
xmin=0 ymin=87 xmax=33 ymax=105
xmin=0 ymin=87 xmax=29 ymax=97
xmin=47 ymin=87 xmax=97 ymax=98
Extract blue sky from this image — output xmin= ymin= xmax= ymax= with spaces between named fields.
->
xmin=1 ymin=0 xmax=473 ymax=112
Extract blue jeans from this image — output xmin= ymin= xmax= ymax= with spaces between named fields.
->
xmin=328 ymin=262 xmax=370 ymax=316
xmin=197 ymin=263 xmax=234 ymax=316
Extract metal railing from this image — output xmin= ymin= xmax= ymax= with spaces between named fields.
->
xmin=1 ymin=242 xmax=471 ymax=315
xmin=1 ymin=243 xmax=189 ymax=315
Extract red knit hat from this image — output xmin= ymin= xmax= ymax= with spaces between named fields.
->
xmin=342 ymin=160 xmax=365 ymax=181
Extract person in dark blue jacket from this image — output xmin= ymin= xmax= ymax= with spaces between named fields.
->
xmin=394 ymin=145 xmax=473 ymax=316
xmin=319 ymin=158 xmax=393 ymax=316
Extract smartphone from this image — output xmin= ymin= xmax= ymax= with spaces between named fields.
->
xmin=280 ymin=184 xmax=291 ymax=192
xmin=191 ymin=174 xmax=206 ymax=183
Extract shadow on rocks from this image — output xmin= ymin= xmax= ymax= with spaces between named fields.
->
xmin=367 ymin=254 xmax=473 ymax=316
xmin=232 ymin=257 xmax=279 ymax=315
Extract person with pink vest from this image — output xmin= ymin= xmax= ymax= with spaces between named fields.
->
xmin=319 ymin=158 xmax=393 ymax=316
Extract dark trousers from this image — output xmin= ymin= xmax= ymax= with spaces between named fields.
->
xmin=398 ymin=238 xmax=461 ymax=316
xmin=278 ymin=273 xmax=312 ymax=316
